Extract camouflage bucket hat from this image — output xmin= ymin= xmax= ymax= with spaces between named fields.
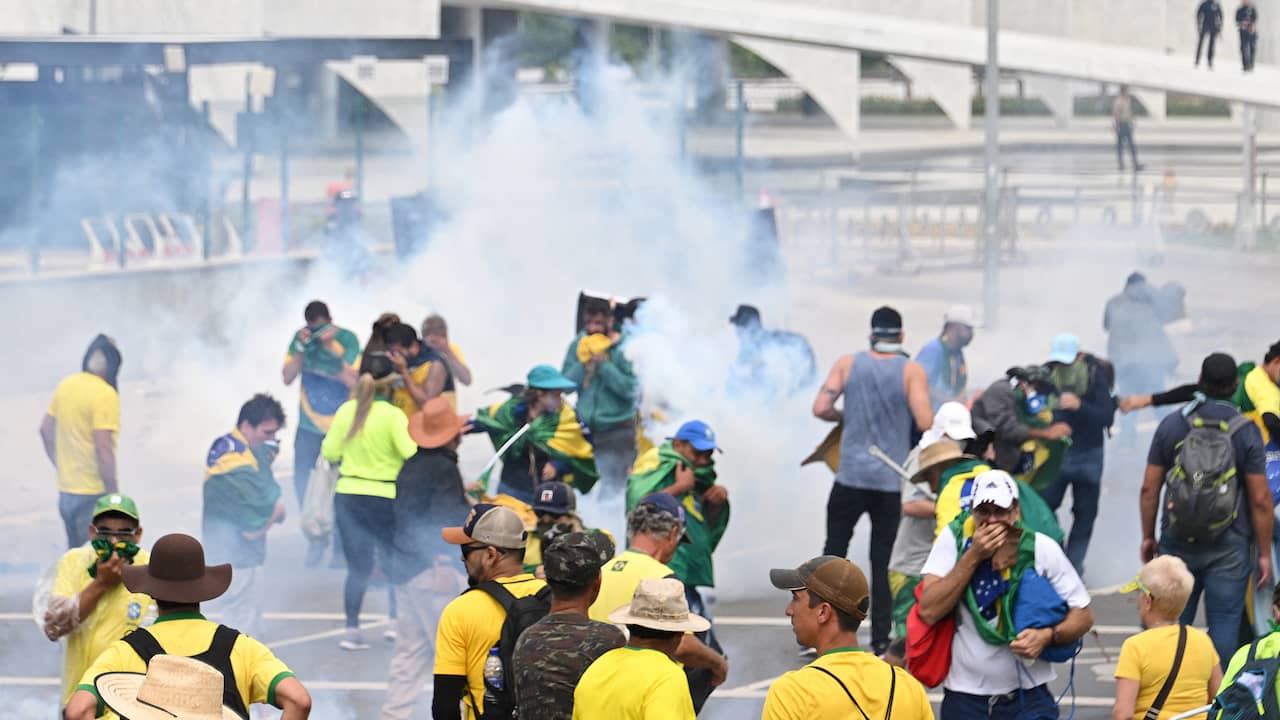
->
xmin=543 ymin=532 xmax=614 ymax=586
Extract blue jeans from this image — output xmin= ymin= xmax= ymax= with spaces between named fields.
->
xmin=941 ymin=684 xmax=1058 ymax=720
xmin=1161 ymin=526 xmax=1254 ymax=664
xmin=1038 ymin=445 xmax=1105 ymax=575
xmin=59 ymin=492 xmax=105 ymax=549
xmin=292 ymin=427 xmax=325 ymax=510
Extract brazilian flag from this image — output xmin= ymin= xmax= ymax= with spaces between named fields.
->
xmin=1013 ymin=389 xmax=1070 ymax=494
xmin=938 ymin=459 xmax=1065 ymax=545
xmin=626 ymin=442 xmax=729 ymax=588
xmin=473 ymin=397 xmax=599 ymax=493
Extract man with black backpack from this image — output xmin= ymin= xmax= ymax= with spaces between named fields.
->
xmin=1141 ymin=353 xmax=1273 ymax=665
xmin=1039 ymin=332 xmax=1119 ymax=577
xmin=63 ymin=533 xmax=312 ymax=720
xmin=435 ymin=504 xmax=549 ymax=720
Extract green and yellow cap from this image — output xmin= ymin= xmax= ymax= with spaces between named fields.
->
xmin=92 ymin=493 xmax=140 ymax=522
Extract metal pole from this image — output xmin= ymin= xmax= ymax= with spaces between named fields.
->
xmin=1238 ymin=103 xmax=1258 ymax=250
xmin=241 ymin=74 xmax=253 ymax=244
xmin=982 ymin=0 xmax=1001 ymax=328
xmin=280 ymin=129 xmax=290 ymax=254
xmin=202 ymin=100 xmax=213 ymax=261
xmin=735 ymin=80 xmax=745 ymax=205
xmin=355 ymin=96 xmax=366 ymax=201
xmin=425 ymin=89 xmax=434 ymax=190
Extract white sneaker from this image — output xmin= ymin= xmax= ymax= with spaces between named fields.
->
xmin=339 ymin=630 xmax=370 ymax=651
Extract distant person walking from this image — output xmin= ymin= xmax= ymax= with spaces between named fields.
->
xmin=41 ymin=335 xmax=123 ymax=549
xmin=1113 ymin=86 xmax=1144 ymax=172
xmin=1197 ymin=0 xmax=1225 ymax=68
xmin=1238 ymin=0 xmax=1259 ymax=71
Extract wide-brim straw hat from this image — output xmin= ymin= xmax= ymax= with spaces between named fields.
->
xmin=96 ymin=654 xmax=240 ymax=720
xmin=909 ymin=440 xmax=974 ymax=485
xmin=608 ymin=577 xmax=711 ymax=633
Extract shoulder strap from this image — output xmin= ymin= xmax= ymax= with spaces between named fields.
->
xmin=1145 ymin=625 xmax=1188 ymax=720
xmin=808 ymin=665 xmax=870 ymax=720
xmin=1226 ymin=414 xmax=1254 ymax=436
xmin=194 ymin=625 xmax=248 ymax=720
xmin=474 ymin=579 xmax=519 ymax=613
xmin=884 ymin=663 xmax=896 ymax=720
xmin=121 ymin=627 xmax=165 ymax=665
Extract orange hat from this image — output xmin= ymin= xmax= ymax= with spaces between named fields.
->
xmin=408 ymin=397 xmax=468 ymax=449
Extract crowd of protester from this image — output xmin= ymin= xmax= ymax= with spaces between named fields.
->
xmin=32 ymin=269 xmax=1280 ymax=719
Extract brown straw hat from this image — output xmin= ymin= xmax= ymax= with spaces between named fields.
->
xmin=909 ymin=440 xmax=974 ymax=485
xmin=96 ymin=654 xmax=240 ymax=720
xmin=122 ymin=534 xmax=232 ymax=604
xmin=408 ymin=397 xmax=469 ymax=449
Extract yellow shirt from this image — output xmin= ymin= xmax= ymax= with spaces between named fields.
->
xmin=1115 ymin=624 xmax=1219 ymax=719
xmin=761 ymin=648 xmax=934 ymax=720
xmin=588 ymin=550 xmax=675 ymax=623
xmin=322 ymin=398 xmax=417 ymax=499
xmin=53 ymin=546 xmax=154 ymax=705
xmin=48 ymin=372 xmax=119 ymax=494
xmin=1245 ymin=365 xmax=1280 ymax=444
xmin=572 ymin=646 xmax=695 ymax=720
xmin=391 ymin=359 xmax=433 ymax=418
xmin=76 ymin=612 xmax=294 ymax=717
xmin=434 ymin=574 xmax=547 ymax=720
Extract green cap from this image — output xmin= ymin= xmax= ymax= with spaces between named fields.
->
xmin=92 ymin=493 xmax=139 ymax=522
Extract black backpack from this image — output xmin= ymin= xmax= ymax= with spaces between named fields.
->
xmin=1211 ymin=638 xmax=1280 ymax=719
xmin=1085 ymin=354 xmax=1119 ymax=434
xmin=121 ymin=624 xmax=248 ymax=719
xmin=1164 ymin=411 xmax=1253 ymax=545
xmin=469 ymin=580 xmax=552 ymax=720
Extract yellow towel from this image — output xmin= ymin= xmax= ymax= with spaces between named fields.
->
xmin=576 ymin=333 xmax=614 ymax=364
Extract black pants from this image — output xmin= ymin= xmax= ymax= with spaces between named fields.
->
xmin=1116 ymin=121 xmax=1139 ymax=170
xmin=1197 ymin=29 xmax=1218 ymax=66
xmin=1241 ymin=30 xmax=1257 ymax=70
xmin=335 ymin=492 xmax=395 ymax=628
xmin=823 ymin=484 xmax=900 ymax=650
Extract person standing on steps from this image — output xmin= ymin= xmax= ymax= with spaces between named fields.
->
xmin=1113 ymin=86 xmax=1145 ymax=173
xmin=1197 ymin=0 xmax=1224 ymax=68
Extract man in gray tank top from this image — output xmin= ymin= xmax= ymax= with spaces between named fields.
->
xmin=812 ymin=306 xmax=934 ymax=655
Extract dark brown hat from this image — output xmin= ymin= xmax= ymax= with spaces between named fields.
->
xmin=122 ymin=534 xmax=232 ymax=604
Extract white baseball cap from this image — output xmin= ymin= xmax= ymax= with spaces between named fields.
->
xmin=935 ymin=402 xmax=977 ymax=441
xmin=944 ymin=305 xmax=976 ymax=327
xmin=971 ymin=470 xmax=1019 ymax=510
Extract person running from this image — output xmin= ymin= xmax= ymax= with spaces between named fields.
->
xmin=572 ymin=577 xmax=705 ymax=720
xmin=1112 ymin=556 xmax=1223 ymax=720
xmin=280 ymin=301 xmax=359 ymax=526
xmin=42 ymin=494 xmax=153 ymax=713
xmin=513 ymin=532 xmax=624 ymax=720
xmin=41 ymin=335 xmax=123 ymax=549
xmin=914 ymin=305 xmax=976 ymax=410
xmin=812 ymin=305 xmax=933 ymax=656
xmin=1105 ymin=272 xmax=1178 ymax=446
xmin=202 ymin=394 xmax=287 ymax=640
xmin=322 ymin=353 xmax=417 ymax=651
xmin=1197 ymin=0 xmax=1224 ymax=68
xmin=472 ymin=365 xmax=598 ymax=503
xmin=727 ymin=304 xmax=818 ymax=397
xmin=64 ymin=533 xmax=311 ymax=720
xmin=561 ymin=298 xmax=640 ymax=497
xmin=764 ymin=556 xmax=933 ymax=719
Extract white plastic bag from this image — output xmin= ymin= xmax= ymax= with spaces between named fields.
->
xmin=301 ymin=461 xmax=338 ymax=542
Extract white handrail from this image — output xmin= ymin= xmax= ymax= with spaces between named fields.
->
xmin=1168 ymin=705 xmax=1212 ymax=720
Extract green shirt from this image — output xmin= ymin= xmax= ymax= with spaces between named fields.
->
xmin=321 ymin=398 xmax=417 ymax=499
xmin=287 ymin=325 xmax=360 ymax=435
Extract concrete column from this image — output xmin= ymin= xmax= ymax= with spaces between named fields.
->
xmin=1023 ymin=76 xmax=1073 ymax=127
xmin=318 ymin=65 xmax=340 ymax=140
xmin=1256 ymin=0 xmax=1280 ymax=128
xmin=584 ymin=18 xmax=612 ymax=62
xmin=890 ymin=58 xmax=972 ymax=131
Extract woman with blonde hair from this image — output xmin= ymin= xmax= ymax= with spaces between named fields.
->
xmin=322 ymin=353 xmax=417 ymax=650
xmin=1112 ymin=555 xmax=1223 ymax=719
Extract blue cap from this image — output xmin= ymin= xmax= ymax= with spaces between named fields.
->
xmin=670 ymin=419 xmax=721 ymax=452
xmin=637 ymin=493 xmax=692 ymax=544
xmin=527 ymin=364 xmax=577 ymax=391
xmin=532 ymin=482 xmax=576 ymax=515
xmin=1047 ymin=333 xmax=1081 ymax=365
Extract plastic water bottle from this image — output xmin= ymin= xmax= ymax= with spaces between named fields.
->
xmin=483 ymin=647 xmax=503 ymax=703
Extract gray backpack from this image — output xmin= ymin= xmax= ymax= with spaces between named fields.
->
xmin=1165 ymin=411 xmax=1253 ymax=544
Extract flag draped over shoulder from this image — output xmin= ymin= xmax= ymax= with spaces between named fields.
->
xmin=473 ymin=397 xmax=599 ymax=493
xmin=1013 ymin=390 xmax=1070 ymax=493
xmin=626 ymin=442 xmax=729 ymax=588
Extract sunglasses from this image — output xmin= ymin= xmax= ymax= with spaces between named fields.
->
xmin=461 ymin=544 xmax=490 ymax=560
xmin=94 ymin=527 xmax=136 ymax=540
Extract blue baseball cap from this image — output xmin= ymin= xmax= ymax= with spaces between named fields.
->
xmin=527 ymin=364 xmax=577 ymax=391
xmin=637 ymin=493 xmax=692 ymax=544
xmin=1047 ymin=333 xmax=1081 ymax=365
xmin=670 ymin=419 xmax=721 ymax=452
xmin=532 ymin=482 xmax=576 ymax=515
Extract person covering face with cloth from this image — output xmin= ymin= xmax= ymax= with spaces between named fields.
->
xmin=917 ymin=470 xmax=1094 ymax=719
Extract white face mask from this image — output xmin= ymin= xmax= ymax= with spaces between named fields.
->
xmin=872 ymin=340 xmax=904 ymax=354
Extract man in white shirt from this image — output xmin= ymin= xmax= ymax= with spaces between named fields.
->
xmin=916 ymin=470 xmax=1094 ymax=719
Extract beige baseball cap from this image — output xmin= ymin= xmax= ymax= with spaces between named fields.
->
xmin=442 ymin=504 xmax=528 ymax=549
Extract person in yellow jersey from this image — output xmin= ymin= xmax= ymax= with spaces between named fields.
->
xmin=589 ymin=494 xmax=727 ymax=684
xmin=63 ymin=533 xmax=311 ymax=720
xmin=41 ymin=335 xmax=123 ymax=548
xmin=323 ymin=353 xmax=418 ymax=651
xmin=422 ymin=314 xmax=472 ymax=410
xmin=384 ymin=323 xmax=450 ymax=418
xmin=434 ymin=504 xmax=548 ymax=720
xmin=524 ymin=481 xmax=614 ymax=574
xmin=42 ymin=494 xmax=154 ymax=712
xmin=763 ymin=556 xmax=933 ymax=720
xmin=573 ymin=577 xmax=706 ymax=720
